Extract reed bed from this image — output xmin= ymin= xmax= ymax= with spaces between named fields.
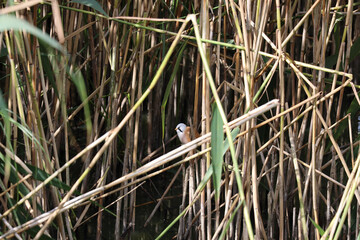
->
xmin=0 ymin=0 xmax=360 ymax=239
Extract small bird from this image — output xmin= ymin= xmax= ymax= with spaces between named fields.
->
xmin=175 ymin=123 xmax=200 ymax=144
xmin=175 ymin=123 xmax=191 ymax=144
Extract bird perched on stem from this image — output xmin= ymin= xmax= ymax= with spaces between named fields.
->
xmin=175 ymin=123 xmax=200 ymax=144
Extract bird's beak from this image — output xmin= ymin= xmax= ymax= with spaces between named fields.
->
xmin=175 ymin=127 xmax=178 ymax=131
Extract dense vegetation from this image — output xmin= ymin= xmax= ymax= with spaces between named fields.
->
xmin=0 ymin=0 xmax=360 ymax=239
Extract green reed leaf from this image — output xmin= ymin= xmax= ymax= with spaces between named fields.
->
xmin=0 ymin=15 xmax=63 ymax=52
xmin=211 ymin=103 xmax=224 ymax=200
xmin=71 ymin=0 xmax=109 ymax=17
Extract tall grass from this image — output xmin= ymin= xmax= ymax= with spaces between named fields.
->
xmin=0 ymin=0 xmax=360 ymax=239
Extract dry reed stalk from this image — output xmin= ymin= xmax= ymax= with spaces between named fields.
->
xmin=200 ymin=1 xmax=211 ymax=239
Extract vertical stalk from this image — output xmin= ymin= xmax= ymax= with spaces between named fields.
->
xmin=276 ymin=26 xmax=285 ymax=240
xmin=200 ymin=1 xmax=211 ymax=239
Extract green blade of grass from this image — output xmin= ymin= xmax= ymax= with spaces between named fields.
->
xmin=211 ymin=103 xmax=224 ymax=200
xmin=0 ymin=15 xmax=63 ymax=52
xmin=310 ymin=217 xmax=325 ymax=236
xmin=156 ymin=165 xmax=213 ymax=240
xmin=70 ymin=0 xmax=109 ymax=17
xmin=222 ymin=127 xmax=240 ymax=156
